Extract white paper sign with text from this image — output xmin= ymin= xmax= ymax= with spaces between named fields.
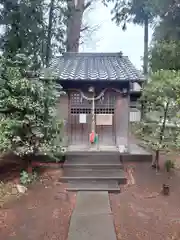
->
xmin=79 ymin=114 xmax=86 ymax=123
xmin=96 ymin=114 xmax=113 ymax=125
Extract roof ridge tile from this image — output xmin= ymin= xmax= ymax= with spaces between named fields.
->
xmin=43 ymin=52 xmax=145 ymax=82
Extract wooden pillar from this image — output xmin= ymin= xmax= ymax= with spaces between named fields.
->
xmin=56 ymin=94 xmax=69 ymax=146
xmin=115 ymin=95 xmax=129 ymax=146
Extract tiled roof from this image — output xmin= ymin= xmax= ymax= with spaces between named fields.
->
xmin=43 ymin=52 xmax=145 ymax=82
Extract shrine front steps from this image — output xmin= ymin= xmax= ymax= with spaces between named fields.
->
xmin=59 ymin=145 xmax=152 ymax=193
xmin=60 ymin=152 xmax=126 ymax=193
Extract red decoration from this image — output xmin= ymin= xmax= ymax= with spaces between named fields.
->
xmin=89 ymin=131 xmax=95 ymax=143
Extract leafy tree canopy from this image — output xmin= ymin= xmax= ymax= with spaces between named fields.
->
xmin=136 ymin=70 xmax=180 ymax=168
xmin=102 ymin=0 xmax=159 ymax=29
xmin=149 ymin=1 xmax=180 ymax=71
xmin=0 ymin=0 xmax=67 ymax=68
xmin=0 ymin=55 xmax=64 ymax=160
xmin=149 ymin=40 xmax=180 ymax=72
xmin=152 ymin=0 xmax=180 ymax=42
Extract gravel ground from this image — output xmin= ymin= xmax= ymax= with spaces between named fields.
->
xmin=110 ymin=161 xmax=180 ymax=240
xmin=0 ymin=169 xmax=76 ymax=240
xmin=1 ymin=153 xmax=180 ymax=240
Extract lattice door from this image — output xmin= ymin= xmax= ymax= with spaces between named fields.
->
xmin=95 ymin=91 xmax=116 ymax=145
xmin=68 ymin=90 xmax=117 ymax=146
xmin=68 ymin=91 xmax=91 ymax=145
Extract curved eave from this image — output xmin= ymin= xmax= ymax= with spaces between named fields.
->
xmin=40 ymin=77 xmax=145 ymax=82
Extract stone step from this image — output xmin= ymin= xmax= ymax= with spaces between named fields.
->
xmin=65 ymin=155 xmax=121 ymax=164
xmin=63 ymin=163 xmax=123 ymax=170
xmin=61 ymin=169 xmax=126 ymax=184
xmin=67 ymin=187 xmax=120 ymax=193
xmin=64 ymin=169 xmax=125 ymax=176
xmin=66 ymin=180 xmax=120 ymax=193
xmin=121 ymin=153 xmax=152 ymax=162
xmin=64 ymin=168 xmax=124 ymax=176
xmin=67 ymin=151 xmax=119 ymax=156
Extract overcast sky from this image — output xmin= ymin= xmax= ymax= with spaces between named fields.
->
xmin=80 ymin=1 xmax=153 ymax=70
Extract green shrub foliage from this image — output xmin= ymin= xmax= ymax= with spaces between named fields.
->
xmin=0 ymin=56 xmax=64 ymax=160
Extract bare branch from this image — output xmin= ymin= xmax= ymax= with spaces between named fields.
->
xmin=80 ymin=26 xmax=89 ymax=32
xmin=84 ymin=1 xmax=91 ymax=11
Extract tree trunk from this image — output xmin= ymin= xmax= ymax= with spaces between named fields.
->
xmin=152 ymin=150 xmax=160 ymax=170
xmin=152 ymin=102 xmax=169 ymax=170
xmin=143 ymin=16 xmax=149 ymax=76
xmin=24 ymin=156 xmax=33 ymax=174
xmin=45 ymin=0 xmax=55 ymax=67
xmin=66 ymin=0 xmax=85 ymax=52
xmin=141 ymin=17 xmax=149 ymax=120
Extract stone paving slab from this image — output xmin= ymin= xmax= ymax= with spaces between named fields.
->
xmin=73 ymin=191 xmax=111 ymax=215
xmin=67 ymin=191 xmax=117 ymax=240
xmin=67 ymin=213 xmax=117 ymax=240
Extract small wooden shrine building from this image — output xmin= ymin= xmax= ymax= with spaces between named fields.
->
xmin=45 ymin=52 xmax=144 ymax=149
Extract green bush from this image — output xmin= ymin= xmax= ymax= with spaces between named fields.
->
xmin=20 ymin=171 xmax=38 ymax=186
xmin=0 ymin=55 xmax=64 ymax=161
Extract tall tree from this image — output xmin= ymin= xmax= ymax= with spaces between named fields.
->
xmin=102 ymin=0 xmax=159 ymax=120
xmin=152 ymin=0 xmax=180 ymax=42
xmin=0 ymin=0 xmax=96 ymax=67
xmin=0 ymin=0 xmax=45 ymax=68
xmin=103 ymin=0 xmax=158 ymax=75
xmin=0 ymin=0 xmax=67 ymax=67
xmin=136 ymin=70 xmax=180 ymax=169
xmin=44 ymin=0 xmax=67 ymax=65
xmin=149 ymin=1 xmax=180 ymax=71
xmin=66 ymin=0 xmax=93 ymax=52
xmin=45 ymin=0 xmax=55 ymax=67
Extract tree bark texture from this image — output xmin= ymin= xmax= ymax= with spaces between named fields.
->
xmin=66 ymin=0 xmax=85 ymax=52
xmin=143 ymin=16 xmax=149 ymax=76
xmin=152 ymin=101 xmax=169 ymax=169
xmin=45 ymin=0 xmax=55 ymax=67
xmin=141 ymin=17 xmax=149 ymax=120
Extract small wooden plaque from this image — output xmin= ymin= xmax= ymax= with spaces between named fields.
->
xmin=96 ymin=114 xmax=113 ymax=125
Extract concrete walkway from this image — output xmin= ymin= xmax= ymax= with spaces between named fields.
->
xmin=67 ymin=191 xmax=117 ymax=240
